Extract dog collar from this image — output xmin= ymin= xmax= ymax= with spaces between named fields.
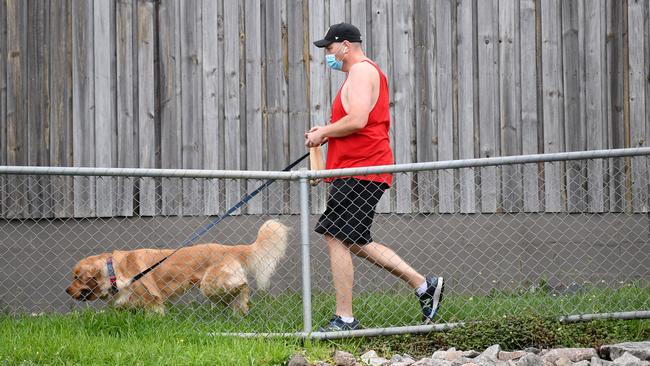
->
xmin=106 ymin=257 xmax=119 ymax=295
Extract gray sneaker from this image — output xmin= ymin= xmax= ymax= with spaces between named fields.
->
xmin=417 ymin=276 xmax=444 ymax=323
xmin=318 ymin=315 xmax=361 ymax=332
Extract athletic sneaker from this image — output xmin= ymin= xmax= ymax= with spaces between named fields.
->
xmin=318 ymin=315 xmax=361 ymax=332
xmin=417 ymin=276 xmax=445 ymax=323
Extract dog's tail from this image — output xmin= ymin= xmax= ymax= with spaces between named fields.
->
xmin=247 ymin=220 xmax=289 ymax=290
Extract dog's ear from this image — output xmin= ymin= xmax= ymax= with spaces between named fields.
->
xmin=77 ymin=261 xmax=101 ymax=281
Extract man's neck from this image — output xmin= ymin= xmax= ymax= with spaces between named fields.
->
xmin=343 ymin=52 xmax=369 ymax=72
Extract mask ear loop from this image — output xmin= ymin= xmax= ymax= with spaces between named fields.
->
xmin=337 ymin=42 xmax=349 ymax=62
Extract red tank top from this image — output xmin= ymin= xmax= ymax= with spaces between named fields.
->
xmin=325 ymin=60 xmax=393 ymax=186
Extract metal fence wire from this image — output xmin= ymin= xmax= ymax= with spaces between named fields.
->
xmin=1 ymin=150 xmax=649 ymax=336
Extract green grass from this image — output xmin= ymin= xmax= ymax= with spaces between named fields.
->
xmin=1 ymin=310 xmax=324 ymax=366
xmin=164 ymin=283 xmax=650 ymax=333
xmin=2 ymin=285 xmax=649 ymax=365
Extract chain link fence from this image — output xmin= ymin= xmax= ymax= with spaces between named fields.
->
xmin=1 ymin=150 xmax=649 ymax=336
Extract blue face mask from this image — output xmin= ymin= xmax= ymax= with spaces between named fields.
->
xmin=326 ymin=54 xmax=343 ymax=71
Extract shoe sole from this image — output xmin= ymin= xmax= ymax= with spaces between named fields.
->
xmin=424 ymin=277 xmax=445 ymax=324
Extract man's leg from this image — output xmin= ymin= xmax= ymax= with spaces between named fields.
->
xmin=351 ymin=241 xmax=444 ymax=323
xmin=326 ymin=234 xmax=355 ymax=318
xmin=349 ymin=242 xmax=425 ymax=289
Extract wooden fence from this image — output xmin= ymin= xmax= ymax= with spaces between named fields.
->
xmin=1 ymin=0 xmax=649 ymax=218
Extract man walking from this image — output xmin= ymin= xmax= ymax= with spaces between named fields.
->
xmin=305 ymin=22 xmax=445 ymax=331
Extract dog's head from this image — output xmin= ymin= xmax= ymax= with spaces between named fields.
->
xmin=65 ymin=254 xmax=110 ymax=302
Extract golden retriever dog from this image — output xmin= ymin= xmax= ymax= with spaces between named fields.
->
xmin=66 ymin=220 xmax=289 ymax=314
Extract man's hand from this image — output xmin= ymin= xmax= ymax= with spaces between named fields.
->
xmin=305 ymin=126 xmax=328 ymax=147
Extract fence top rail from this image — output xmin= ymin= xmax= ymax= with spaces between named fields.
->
xmin=1 ymin=147 xmax=649 ymax=179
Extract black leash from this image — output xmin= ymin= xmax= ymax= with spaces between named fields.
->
xmin=125 ymin=150 xmax=312 ymax=288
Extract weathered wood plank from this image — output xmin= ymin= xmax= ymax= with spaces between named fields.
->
xmin=110 ymin=0 xmax=117 ymax=210
xmin=436 ymin=0 xmax=454 ymax=213
xmin=6 ymin=0 xmax=29 ymax=219
xmin=181 ymin=0 xmax=204 ymax=216
xmin=72 ymin=0 xmax=96 ymax=218
xmin=414 ymin=0 xmax=436 ymax=213
xmin=158 ymin=0 xmax=182 ymax=216
xmin=94 ymin=0 xmax=114 ymax=217
xmin=499 ymin=0 xmax=523 ymax=213
xmin=309 ymin=0 xmax=328 ymax=214
xmin=520 ymin=0 xmax=540 ymax=212
xmin=628 ymin=0 xmax=649 ymax=212
xmin=457 ymin=0 xmax=476 ymax=214
xmin=584 ymin=0 xmax=605 ymax=213
xmin=391 ymin=0 xmax=414 ymax=214
xmin=350 ymin=0 xmax=366 ymax=49
xmin=541 ymin=0 xmax=564 ymax=213
xmin=223 ymin=0 xmax=241 ymax=214
xmin=137 ymin=0 xmax=156 ymax=216
xmin=27 ymin=0 xmax=50 ymax=218
xmin=477 ymin=0 xmax=499 ymax=213
xmin=640 ymin=0 xmax=650 ymax=213
xmin=49 ymin=0 xmax=74 ymax=218
xmin=287 ymin=0 xmax=310 ymax=214
xmin=116 ymin=0 xmax=135 ymax=217
xmin=265 ymin=0 xmax=288 ymax=214
xmin=202 ymin=0 xmax=220 ymax=216
xmin=0 ymin=0 xmax=7 ymax=218
xmin=371 ymin=0 xmax=392 ymax=213
xmin=605 ymin=0 xmax=627 ymax=212
xmin=244 ymin=0 xmax=263 ymax=214
xmin=561 ymin=0 xmax=586 ymax=213
xmin=329 ymin=0 xmax=346 ymax=103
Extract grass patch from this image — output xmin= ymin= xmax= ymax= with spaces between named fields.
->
xmin=2 ymin=285 xmax=649 ymax=365
xmin=0 ymin=310 xmax=324 ymax=366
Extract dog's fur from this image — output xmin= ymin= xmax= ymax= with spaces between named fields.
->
xmin=65 ymin=220 xmax=289 ymax=314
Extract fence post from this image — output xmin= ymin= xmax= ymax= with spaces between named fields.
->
xmin=299 ymin=169 xmax=312 ymax=334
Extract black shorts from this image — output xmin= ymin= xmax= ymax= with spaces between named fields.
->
xmin=314 ymin=178 xmax=388 ymax=245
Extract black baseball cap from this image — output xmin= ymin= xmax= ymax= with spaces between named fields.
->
xmin=313 ymin=22 xmax=362 ymax=48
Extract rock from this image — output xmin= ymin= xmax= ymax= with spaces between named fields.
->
xmin=362 ymin=351 xmax=379 ymax=363
xmin=412 ymin=359 xmax=435 ymax=366
xmin=412 ymin=359 xmax=455 ymax=366
xmin=542 ymin=349 xmax=598 ymax=363
xmin=553 ymin=357 xmax=572 ymax=366
xmin=573 ymin=361 xmax=590 ymax=366
xmin=482 ymin=345 xmax=503 ymax=361
xmin=601 ymin=342 xmax=650 ymax=361
xmin=333 ymin=350 xmax=357 ymax=366
xmin=432 ymin=351 xmax=452 ymax=359
xmin=390 ymin=354 xmax=416 ymax=366
xmin=360 ymin=350 xmax=389 ymax=366
xmin=460 ymin=363 xmax=479 ymax=366
xmin=313 ymin=362 xmax=333 ymax=366
xmin=474 ymin=345 xmax=503 ymax=366
xmin=498 ymin=352 xmax=528 ymax=362
xmin=612 ymin=352 xmax=650 ymax=366
xmin=515 ymin=354 xmax=545 ymax=366
xmin=463 ymin=351 xmax=481 ymax=359
xmin=525 ymin=349 xmax=542 ymax=355
xmin=591 ymin=356 xmax=614 ymax=366
xmin=432 ymin=350 xmax=474 ymax=364
xmin=287 ymin=353 xmax=310 ymax=366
